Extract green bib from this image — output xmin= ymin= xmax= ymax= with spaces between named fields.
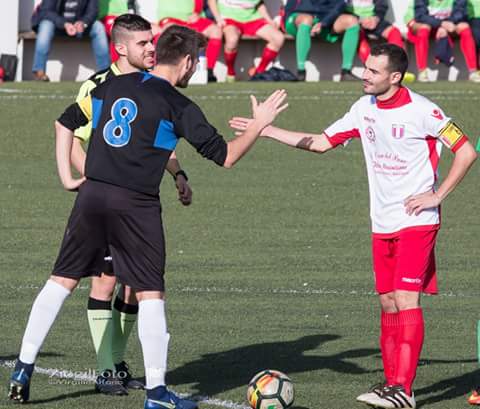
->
xmin=346 ymin=0 xmax=375 ymax=18
xmin=157 ymin=0 xmax=195 ymax=21
xmin=218 ymin=0 xmax=262 ymax=22
xmin=427 ymin=0 xmax=455 ymax=19
xmin=98 ymin=0 xmax=129 ymax=19
xmin=468 ymin=0 xmax=480 ymax=18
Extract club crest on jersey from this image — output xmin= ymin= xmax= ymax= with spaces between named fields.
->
xmin=391 ymin=124 xmax=405 ymax=139
xmin=366 ymin=126 xmax=376 ymax=142
xmin=431 ymin=109 xmax=444 ymax=120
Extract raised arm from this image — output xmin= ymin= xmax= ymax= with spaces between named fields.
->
xmin=229 ymin=118 xmax=334 ymax=153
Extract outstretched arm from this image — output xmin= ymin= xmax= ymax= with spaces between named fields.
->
xmin=229 ymin=118 xmax=334 ymax=153
xmin=223 ymin=90 xmax=288 ymax=167
xmin=404 ymin=141 xmax=477 ymax=215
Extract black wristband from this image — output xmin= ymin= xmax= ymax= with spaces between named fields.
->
xmin=174 ymin=170 xmax=188 ymax=181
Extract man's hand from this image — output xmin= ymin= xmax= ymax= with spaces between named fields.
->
xmin=74 ymin=21 xmax=85 ymax=34
xmin=229 ymin=117 xmax=273 ymax=137
xmin=187 ymin=13 xmax=200 ymax=23
xmin=311 ymin=22 xmax=322 ymax=35
xmin=404 ymin=191 xmax=441 ymax=216
xmin=216 ymin=17 xmax=226 ymax=28
xmin=440 ymin=20 xmax=456 ymax=33
xmin=62 ymin=176 xmax=86 ymax=192
xmin=175 ymin=175 xmax=192 ymax=206
xmin=250 ymin=89 xmax=288 ymax=131
xmin=360 ymin=16 xmax=379 ymax=30
xmin=64 ymin=22 xmax=77 ymax=36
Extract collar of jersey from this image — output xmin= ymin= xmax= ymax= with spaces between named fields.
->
xmin=110 ymin=63 xmax=122 ymax=76
xmin=142 ymin=71 xmax=171 ymax=84
xmin=375 ymin=86 xmax=412 ymax=110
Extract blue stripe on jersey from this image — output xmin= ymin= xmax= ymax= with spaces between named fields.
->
xmin=92 ymin=97 xmax=103 ymax=129
xmin=142 ymin=72 xmax=153 ymax=83
xmin=153 ymin=120 xmax=179 ymax=151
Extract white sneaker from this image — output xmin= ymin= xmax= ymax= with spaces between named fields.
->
xmin=367 ymin=385 xmax=416 ymax=408
xmin=356 ymin=382 xmax=385 ymax=404
xmin=417 ymin=69 xmax=431 ymax=83
xmin=469 ymin=71 xmax=480 ymax=83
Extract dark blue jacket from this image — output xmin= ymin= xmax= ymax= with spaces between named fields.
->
xmin=414 ymin=0 xmax=467 ymax=28
xmin=285 ymin=0 xmax=348 ymax=28
xmin=373 ymin=0 xmax=388 ymax=21
xmin=31 ymin=0 xmax=99 ymax=31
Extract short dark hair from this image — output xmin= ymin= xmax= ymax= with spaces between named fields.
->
xmin=370 ymin=43 xmax=408 ymax=82
xmin=155 ymin=25 xmax=207 ymax=65
xmin=111 ymin=14 xmax=152 ymax=43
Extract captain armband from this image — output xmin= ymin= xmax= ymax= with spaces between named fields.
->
xmin=438 ymin=121 xmax=466 ymax=150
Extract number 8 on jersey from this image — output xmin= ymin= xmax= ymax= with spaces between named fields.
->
xmin=103 ymin=98 xmax=138 ymax=147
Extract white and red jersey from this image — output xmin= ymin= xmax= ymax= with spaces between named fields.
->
xmin=324 ymin=87 xmax=468 ymax=237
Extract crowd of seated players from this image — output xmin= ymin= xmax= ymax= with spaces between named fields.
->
xmin=29 ymin=0 xmax=480 ymax=83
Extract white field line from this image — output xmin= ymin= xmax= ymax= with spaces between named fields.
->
xmin=0 ymin=283 xmax=478 ymax=298
xmin=0 ymin=359 xmax=250 ymax=409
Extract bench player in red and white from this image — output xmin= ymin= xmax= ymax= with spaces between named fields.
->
xmin=156 ymin=0 xmax=223 ymax=82
xmin=229 ymin=43 xmax=477 ymax=409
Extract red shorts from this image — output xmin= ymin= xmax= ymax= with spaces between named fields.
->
xmin=158 ymin=17 xmax=214 ymax=33
xmin=224 ymin=18 xmax=269 ymax=36
xmin=372 ymin=228 xmax=439 ymax=294
xmin=102 ymin=15 xmax=116 ymax=36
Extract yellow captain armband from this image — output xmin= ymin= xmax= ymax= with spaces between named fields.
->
xmin=438 ymin=121 xmax=464 ymax=149
xmin=77 ymin=94 xmax=93 ymax=122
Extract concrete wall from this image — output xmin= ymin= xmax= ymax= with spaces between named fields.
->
xmin=0 ymin=0 xmax=20 ymax=56
xmin=12 ymin=0 xmax=473 ymax=81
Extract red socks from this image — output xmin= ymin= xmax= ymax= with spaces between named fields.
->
xmin=224 ymin=50 xmax=238 ymax=76
xmin=255 ymin=47 xmax=279 ymax=74
xmin=206 ymin=38 xmax=222 ymax=70
xmin=387 ymin=27 xmax=405 ymax=49
xmin=459 ymin=27 xmax=478 ymax=71
xmin=358 ymin=30 xmax=370 ymax=64
xmin=380 ymin=311 xmax=399 ymax=385
xmin=393 ymin=308 xmax=424 ymax=396
xmin=415 ymin=27 xmax=430 ymax=71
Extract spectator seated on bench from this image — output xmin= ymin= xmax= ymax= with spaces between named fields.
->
xmin=31 ymin=0 xmax=110 ymax=81
xmin=156 ymin=0 xmax=222 ymax=82
xmin=405 ymin=0 xmax=480 ymax=82
xmin=98 ymin=0 xmax=136 ymax=63
xmin=207 ymin=0 xmax=285 ymax=82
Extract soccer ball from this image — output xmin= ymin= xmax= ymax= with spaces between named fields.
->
xmin=247 ymin=370 xmax=294 ymax=409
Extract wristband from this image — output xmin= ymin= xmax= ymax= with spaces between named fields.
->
xmin=174 ymin=170 xmax=188 ymax=181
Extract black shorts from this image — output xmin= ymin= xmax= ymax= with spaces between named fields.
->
xmin=52 ymin=179 xmax=166 ymax=291
xmin=364 ymin=19 xmax=392 ymax=39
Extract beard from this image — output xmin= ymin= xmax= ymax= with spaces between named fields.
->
xmin=176 ymin=65 xmax=197 ymax=88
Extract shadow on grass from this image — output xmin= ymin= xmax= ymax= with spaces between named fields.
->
xmin=168 ymin=334 xmax=379 ymax=396
xmin=1 ymin=352 xmax=64 ymax=362
xmin=416 ymin=367 xmax=480 ymax=408
xmin=29 ymin=389 xmax=98 ymax=404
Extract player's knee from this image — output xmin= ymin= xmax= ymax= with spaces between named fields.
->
xmin=393 ymin=290 xmax=420 ymax=311
xmin=457 ymin=22 xmax=470 ymax=33
xmin=90 ymin=276 xmax=116 ymax=300
xmin=295 ymin=14 xmax=313 ymax=26
xmin=50 ymin=275 xmax=79 ymax=292
xmin=342 ymin=14 xmax=359 ymax=29
xmin=224 ymin=34 xmax=240 ymax=51
xmin=379 ymin=293 xmax=396 ymax=312
xmin=270 ymin=31 xmax=285 ymax=49
xmin=208 ymin=24 xmax=223 ymax=39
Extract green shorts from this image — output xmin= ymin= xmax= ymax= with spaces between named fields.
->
xmin=285 ymin=12 xmax=340 ymax=43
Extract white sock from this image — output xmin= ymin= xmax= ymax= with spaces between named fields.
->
xmin=19 ymin=279 xmax=71 ymax=364
xmin=138 ymin=299 xmax=169 ymax=389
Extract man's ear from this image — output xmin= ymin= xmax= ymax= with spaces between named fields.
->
xmin=115 ymin=42 xmax=127 ymax=57
xmin=184 ymin=54 xmax=193 ymax=71
xmin=391 ymin=71 xmax=402 ymax=86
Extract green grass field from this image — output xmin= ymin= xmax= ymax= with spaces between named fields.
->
xmin=0 ymin=81 xmax=479 ymax=409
